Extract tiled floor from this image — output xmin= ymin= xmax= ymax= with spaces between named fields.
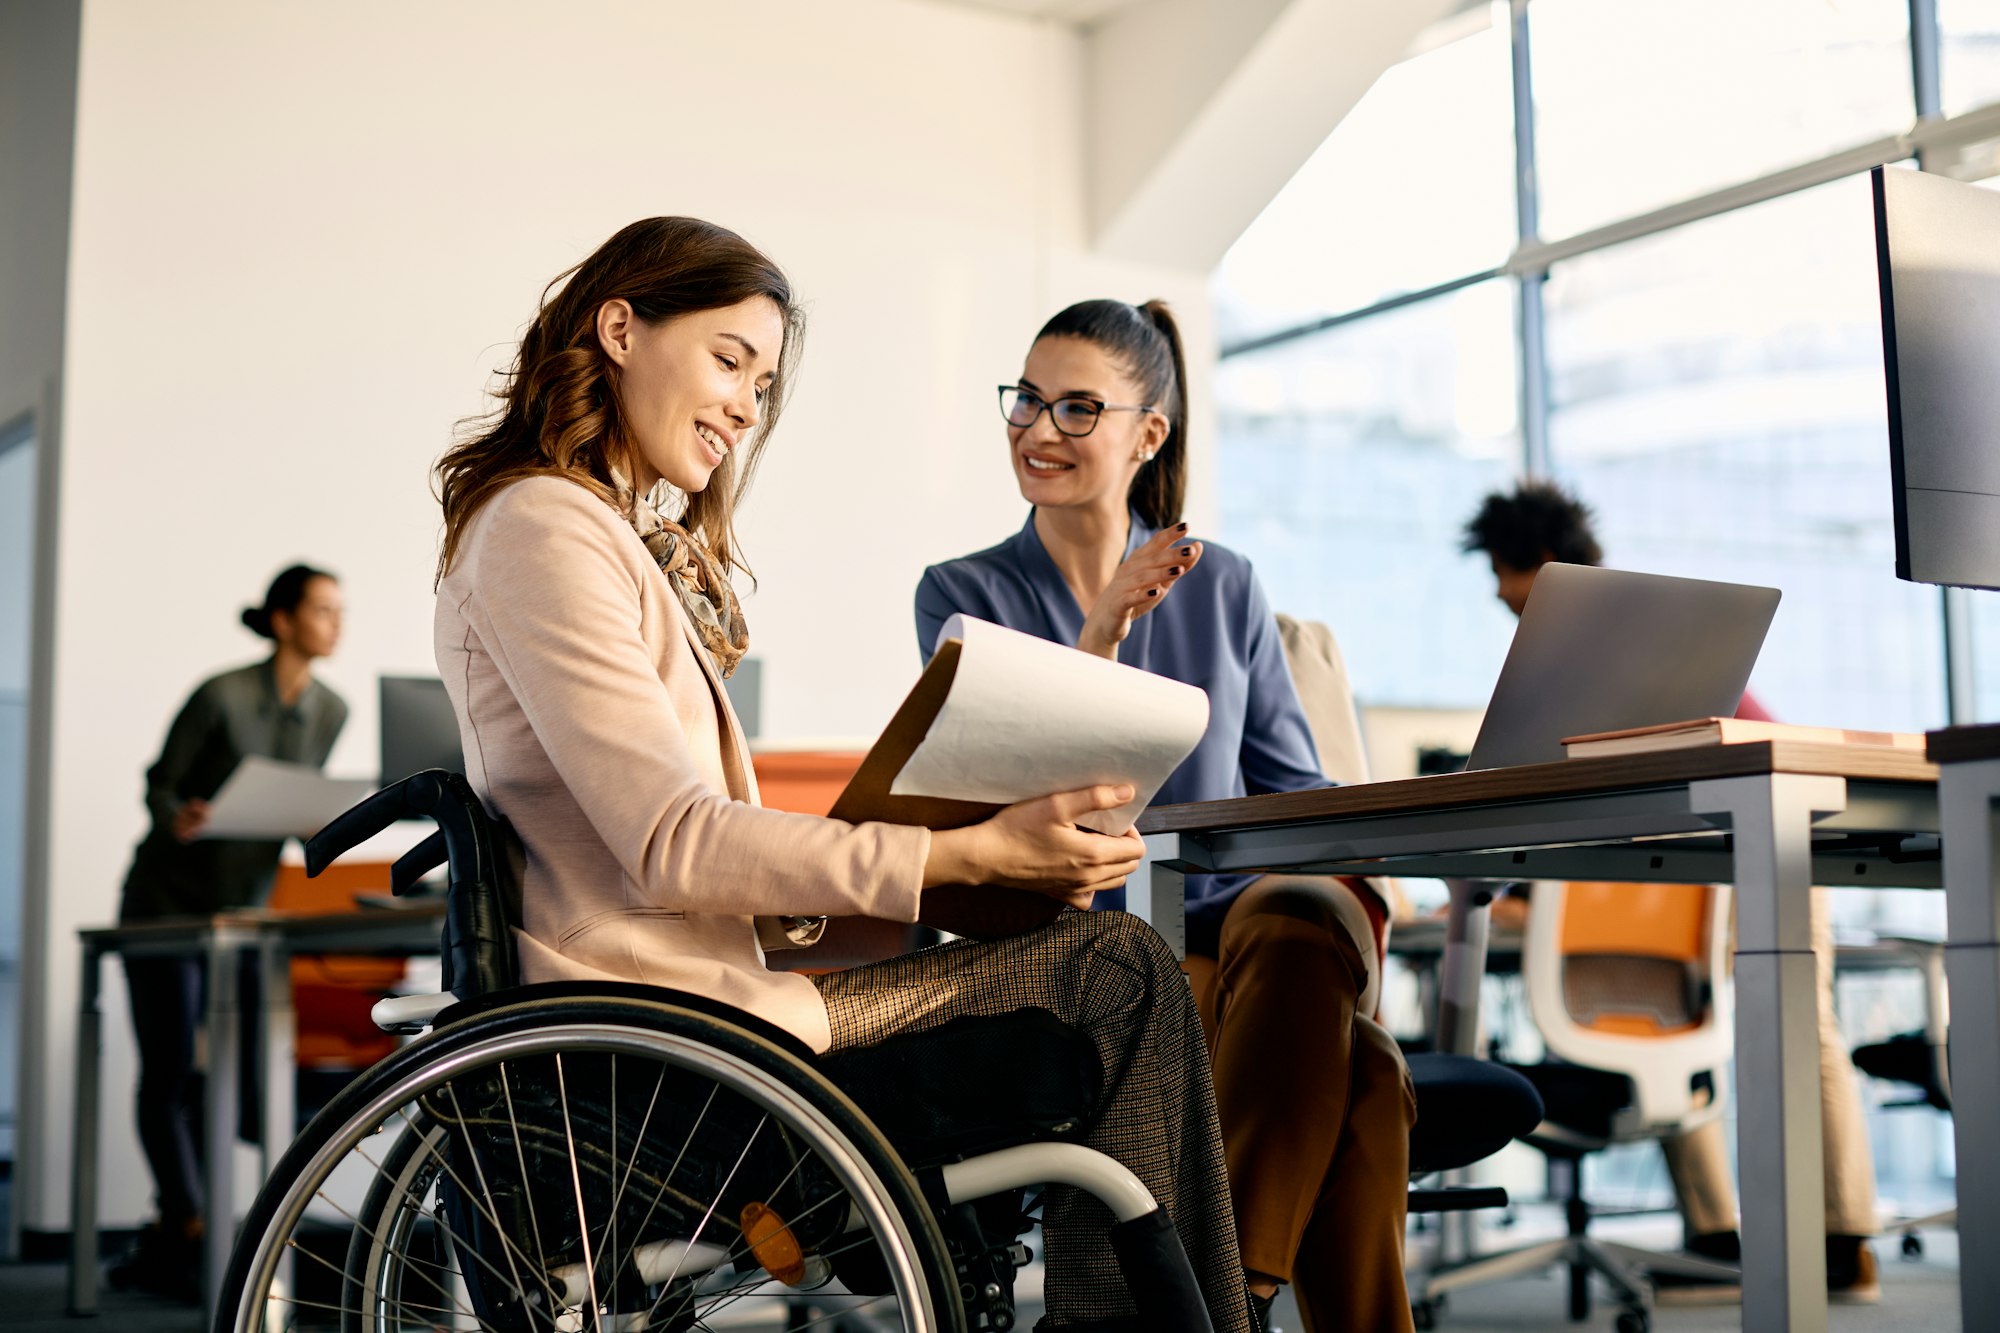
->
xmin=0 ymin=1210 xmax=1962 ymax=1331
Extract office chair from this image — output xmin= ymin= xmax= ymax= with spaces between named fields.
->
xmin=1419 ymin=880 xmax=1741 ymax=1333
xmin=1850 ymin=933 xmax=1955 ymax=1257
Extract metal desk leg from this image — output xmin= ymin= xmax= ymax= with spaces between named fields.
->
xmin=259 ymin=936 xmax=294 ymax=1176
xmin=1135 ymin=834 xmax=1188 ymax=961
xmin=1692 ymin=773 xmax=1846 ymax=1333
xmin=1437 ymin=879 xmax=1495 ymax=1057
xmin=67 ymin=940 xmax=104 ymax=1315
xmin=258 ymin=934 xmax=296 ymax=1313
xmin=1939 ymin=756 xmax=2000 ymax=1329
xmin=204 ymin=934 xmax=241 ymax=1325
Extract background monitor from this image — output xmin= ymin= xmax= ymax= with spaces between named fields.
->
xmin=379 ymin=675 xmax=464 ymax=785
xmin=1874 ymin=165 xmax=2000 ymax=590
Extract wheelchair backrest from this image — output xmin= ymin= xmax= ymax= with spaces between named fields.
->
xmin=304 ymin=769 xmax=523 ymax=1000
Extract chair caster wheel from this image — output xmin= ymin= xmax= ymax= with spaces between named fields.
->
xmin=1613 ymin=1310 xmax=1649 ymax=1333
xmin=1901 ymin=1232 xmax=1924 ymax=1259
xmin=1412 ymin=1297 xmax=1440 ymax=1330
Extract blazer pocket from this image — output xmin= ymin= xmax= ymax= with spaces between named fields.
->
xmin=556 ymin=906 xmax=686 ymax=951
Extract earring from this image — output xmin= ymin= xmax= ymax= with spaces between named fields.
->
xmin=1138 ymin=450 xmax=1156 ymax=463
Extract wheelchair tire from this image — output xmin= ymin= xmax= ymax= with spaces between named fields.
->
xmin=218 ymin=992 xmax=963 ymax=1333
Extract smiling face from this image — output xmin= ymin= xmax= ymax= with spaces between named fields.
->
xmin=597 ymin=296 xmax=785 ymax=494
xmin=1007 ymin=336 xmax=1168 ymax=517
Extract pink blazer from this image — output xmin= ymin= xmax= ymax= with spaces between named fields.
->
xmin=435 ymin=476 xmax=929 ymax=1050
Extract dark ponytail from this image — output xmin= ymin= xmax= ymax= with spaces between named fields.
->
xmin=1034 ymin=298 xmax=1188 ymax=529
xmin=242 ymin=563 xmax=334 ymax=639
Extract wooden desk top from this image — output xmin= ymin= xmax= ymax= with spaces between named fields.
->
xmin=1137 ymin=740 xmax=1938 ymax=836
xmin=1928 ymin=723 xmax=2000 ymax=765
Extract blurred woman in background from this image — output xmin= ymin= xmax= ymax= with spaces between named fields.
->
xmin=109 ymin=563 xmax=347 ymax=1300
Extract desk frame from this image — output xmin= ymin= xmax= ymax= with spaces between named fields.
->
xmin=1134 ymin=744 xmax=1939 ymax=1333
xmin=69 ymin=909 xmax=442 ymax=1322
xmin=1930 ymin=739 xmax=2000 ymax=1333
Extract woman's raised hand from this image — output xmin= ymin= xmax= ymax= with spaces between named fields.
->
xmin=925 ymin=783 xmax=1146 ymax=910
xmin=1077 ymin=524 xmax=1205 ymax=660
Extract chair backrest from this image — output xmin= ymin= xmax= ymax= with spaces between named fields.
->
xmin=305 ymin=769 xmax=522 ymax=1001
xmin=1274 ymin=614 xmax=1372 ymax=786
xmin=1525 ymin=880 xmax=1733 ymax=1134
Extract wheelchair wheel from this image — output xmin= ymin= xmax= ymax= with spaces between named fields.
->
xmin=220 ymin=993 xmax=962 ymax=1333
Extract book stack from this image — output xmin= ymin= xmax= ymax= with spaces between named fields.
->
xmin=1561 ymin=718 xmax=1924 ymax=760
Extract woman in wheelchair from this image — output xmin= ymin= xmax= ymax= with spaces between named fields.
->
xmin=223 ymin=218 xmax=1252 ymax=1333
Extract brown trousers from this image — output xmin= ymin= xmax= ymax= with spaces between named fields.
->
xmin=1185 ymin=877 xmax=1418 ymax=1333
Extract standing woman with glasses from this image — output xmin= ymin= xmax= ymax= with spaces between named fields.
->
xmin=917 ymin=300 xmax=1417 ymax=1333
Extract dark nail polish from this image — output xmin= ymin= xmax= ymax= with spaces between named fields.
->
xmin=1179 ymin=546 xmax=1193 ymax=555
xmin=1176 ymin=522 xmax=1188 ymax=531
xmin=1169 ymin=567 xmax=1182 ymax=576
xmin=1148 ymin=589 xmax=1160 ymax=597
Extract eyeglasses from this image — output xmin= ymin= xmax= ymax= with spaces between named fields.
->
xmin=998 ymin=385 xmax=1157 ymax=438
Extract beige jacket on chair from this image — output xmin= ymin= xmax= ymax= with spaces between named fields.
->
xmin=435 ymin=476 xmax=930 ymax=1051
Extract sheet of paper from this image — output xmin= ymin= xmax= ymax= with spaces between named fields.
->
xmin=200 ymin=755 xmax=376 ymax=840
xmin=888 ymin=614 xmax=1210 ymax=834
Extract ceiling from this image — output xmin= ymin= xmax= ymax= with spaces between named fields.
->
xmin=928 ymin=0 xmax=1155 ymax=28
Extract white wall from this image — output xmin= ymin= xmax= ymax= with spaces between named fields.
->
xmin=26 ymin=0 xmax=1216 ymax=1230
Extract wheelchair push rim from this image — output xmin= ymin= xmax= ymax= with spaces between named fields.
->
xmin=222 ymin=1003 xmax=957 ymax=1333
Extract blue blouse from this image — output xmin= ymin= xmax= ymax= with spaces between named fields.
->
xmin=914 ymin=510 xmax=1332 ymax=954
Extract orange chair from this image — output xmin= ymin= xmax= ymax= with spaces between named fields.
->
xmin=267 ymin=862 xmax=405 ymax=1070
xmin=1422 ymin=881 xmax=1738 ymax=1331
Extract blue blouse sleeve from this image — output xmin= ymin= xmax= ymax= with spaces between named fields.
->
xmin=914 ymin=566 xmax=959 ymax=668
xmin=1235 ymin=565 xmax=1333 ymax=795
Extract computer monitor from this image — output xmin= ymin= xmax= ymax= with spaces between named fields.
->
xmin=1874 ymin=164 xmax=2000 ymax=590
xmin=379 ymin=675 xmax=464 ymax=785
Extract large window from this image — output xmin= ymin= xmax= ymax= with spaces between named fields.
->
xmin=1943 ymin=0 xmax=2000 ymax=114
xmin=1214 ymin=2 xmax=1993 ymax=733
xmin=1214 ymin=8 xmax=1516 ymax=346
xmin=1544 ymin=176 xmax=1943 ymax=730
xmin=1531 ymin=0 xmax=1912 ymax=238
xmin=1216 ymin=283 xmax=1521 ymax=708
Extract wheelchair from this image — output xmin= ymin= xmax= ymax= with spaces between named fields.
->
xmin=218 ymin=771 xmax=1216 ymax=1333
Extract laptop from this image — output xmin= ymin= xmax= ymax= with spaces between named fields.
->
xmin=1464 ymin=564 xmax=1782 ymax=771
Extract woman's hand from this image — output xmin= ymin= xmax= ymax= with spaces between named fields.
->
xmin=1077 ymin=524 xmax=1204 ymax=660
xmin=925 ymin=783 xmax=1146 ymax=910
xmin=172 ymin=798 xmax=213 ymax=843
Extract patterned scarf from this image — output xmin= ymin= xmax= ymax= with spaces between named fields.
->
xmin=618 ymin=476 xmax=749 ymax=679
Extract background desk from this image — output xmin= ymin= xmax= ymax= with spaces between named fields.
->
xmin=69 ymin=904 xmax=444 ymax=1321
xmin=1135 ymin=740 xmax=1937 ymax=1333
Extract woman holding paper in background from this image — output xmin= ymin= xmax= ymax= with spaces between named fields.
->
xmin=918 ymin=300 xmax=1416 ymax=1333
xmin=430 ymin=218 xmax=1253 ymax=1333
xmin=110 ymin=563 xmax=348 ymax=1299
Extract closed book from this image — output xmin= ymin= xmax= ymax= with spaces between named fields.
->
xmin=1562 ymin=717 xmax=1924 ymax=760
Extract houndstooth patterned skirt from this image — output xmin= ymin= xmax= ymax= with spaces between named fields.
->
xmin=813 ymin=909 xmax=1253 ymax=1333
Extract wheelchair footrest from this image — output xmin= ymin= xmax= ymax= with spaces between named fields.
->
xmin=1408 ymin=1185 xmax=1510 ymax=1214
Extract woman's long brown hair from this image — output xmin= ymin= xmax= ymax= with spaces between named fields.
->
xmin=436 ymin=217 xmax=803 ymax=584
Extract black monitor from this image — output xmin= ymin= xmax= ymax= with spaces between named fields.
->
xmin=1874 ymin=164 xmax=2000 ymax=589
xmin=379 ymin=675 xmax=464 ymax=786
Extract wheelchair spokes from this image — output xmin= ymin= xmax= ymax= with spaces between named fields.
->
xmin=223 ymin=1015 xmax=953 ymax=1333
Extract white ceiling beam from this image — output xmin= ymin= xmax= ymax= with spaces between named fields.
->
xmin=1085 ymin=0 xmax=1459 ymax=270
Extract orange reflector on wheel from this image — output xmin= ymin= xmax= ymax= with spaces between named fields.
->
xmin=739 ymin=1201 xmax=807 ymax=1285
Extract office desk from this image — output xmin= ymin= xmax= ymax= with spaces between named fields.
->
xmin=1135 ymin=741 xmax=1937 ymax=1333
xmin=68 ymin=904 xmax=445 ymax=1321
xmin=1925 ymin=724 xmax=2000 ymax=1333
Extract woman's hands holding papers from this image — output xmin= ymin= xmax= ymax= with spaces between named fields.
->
xmin=1077 ymin=526 xmax=1205 ymax=661
xmin=925 ymin=783 xmax=1146 ymax=910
